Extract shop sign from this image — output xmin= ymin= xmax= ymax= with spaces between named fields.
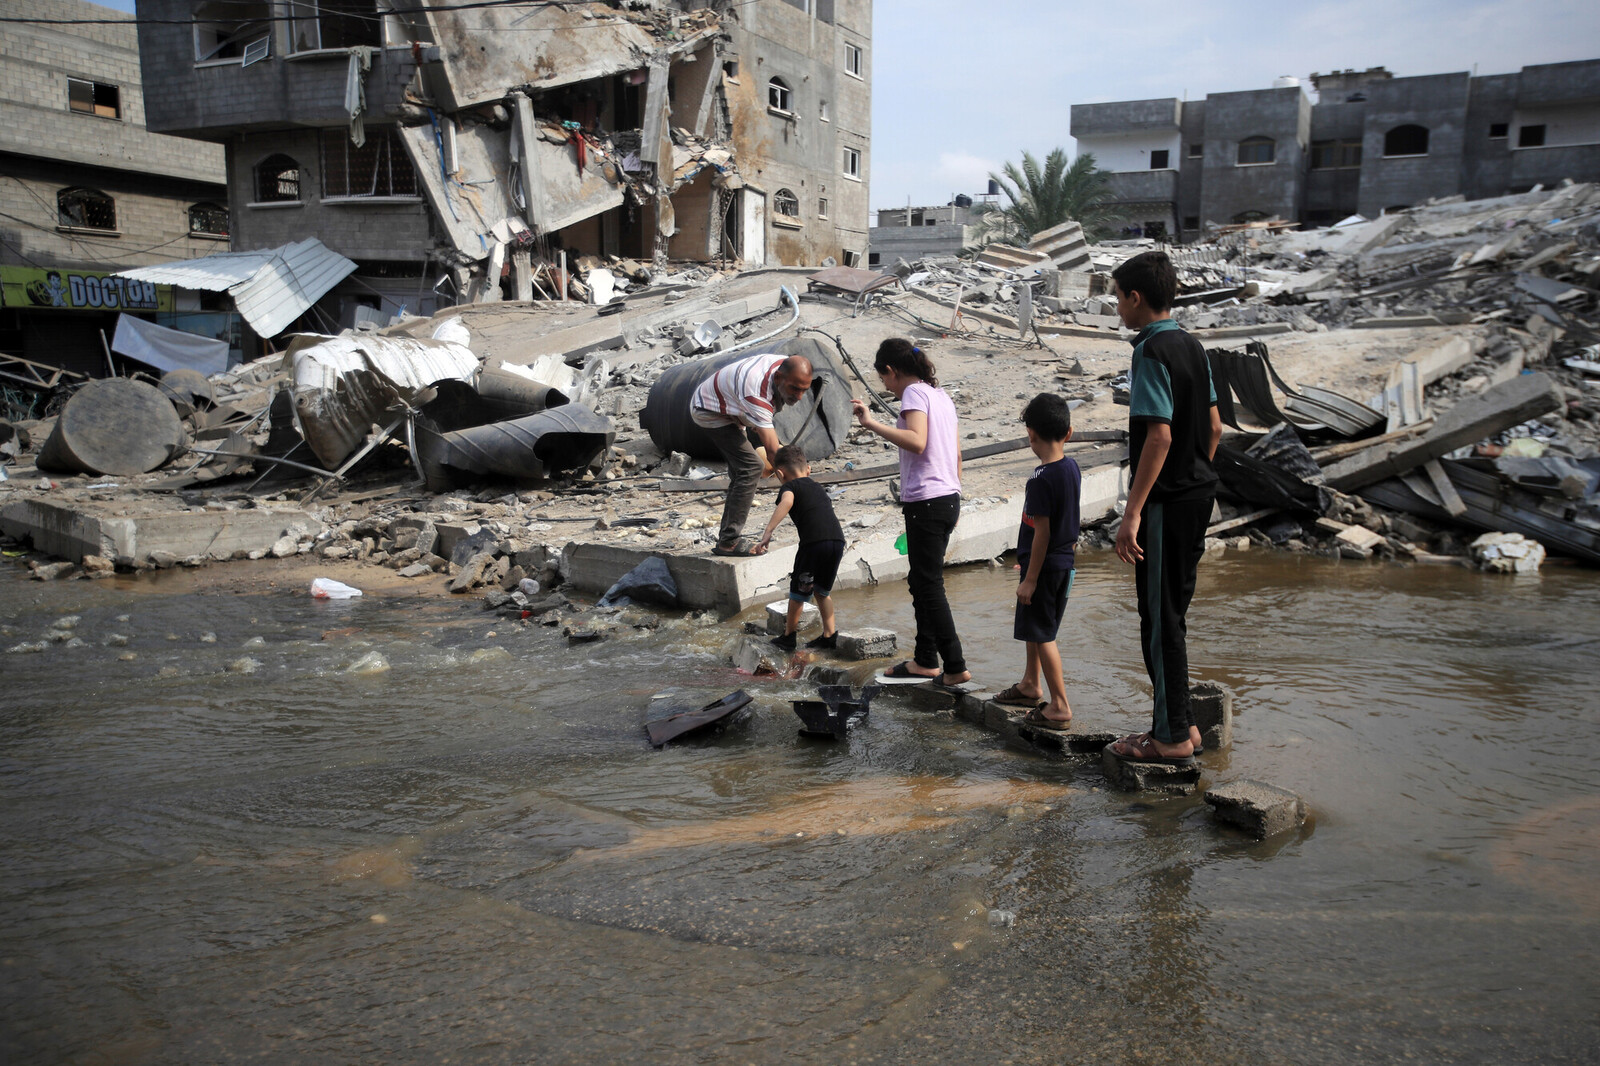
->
xmin=0 ymin=266 xmax=174 ymax=312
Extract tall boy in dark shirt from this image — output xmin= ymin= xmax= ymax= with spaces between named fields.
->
xmin=753 ymin=445 xmax=846 ymax=652
xmin=1109 ymin=251 xmax=1222 ymax=764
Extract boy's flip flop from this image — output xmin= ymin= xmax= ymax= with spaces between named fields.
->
xmin=993 ymin=684 xmax=1042 ymax=707
xmin=875 ymin=661 xmax=938 ymax=685
xmin=1021 ymin=706 xmax=1072 ymax=732
xmin=711 ymin=539 xmax=760 ymax=557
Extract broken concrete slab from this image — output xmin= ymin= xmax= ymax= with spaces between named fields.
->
xmin=835 ymin=627 xmax=897 ymax=660
xmin=765 ymin=599 xmax=819 ymax=635
xmin=1203 ymin=779 xmax=1306 ymax=838
xmin=0 ymin=498 xmax=324 ymax=567
xmin=1322 ymin=373 xmax=1564 ymax=491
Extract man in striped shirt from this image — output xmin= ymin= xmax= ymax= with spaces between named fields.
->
xmin=690 ymin=353 xmax=814 ymax=555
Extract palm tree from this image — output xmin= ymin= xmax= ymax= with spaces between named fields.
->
xmin=971 ymin=148 xmax=1120 ymax=247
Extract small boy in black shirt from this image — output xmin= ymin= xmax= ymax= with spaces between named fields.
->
xmin=754 ymin=445 xmax=846 ymax=652
xmin=995 ymin=393 xmax=1080 ymax=729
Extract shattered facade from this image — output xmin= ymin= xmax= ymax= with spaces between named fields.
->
xmin=135 ymin=0 xmax=871 ymax=323
xmin=1071 ymin=60 xmax=1600 ymax=241
xmin=867 ymin=200 xmax=981 ymax=266
xmin=0 ymin=0 xmax=229 ymax=377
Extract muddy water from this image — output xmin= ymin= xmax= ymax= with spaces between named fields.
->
xmin=2 ymin=551 xmax=1598 ymax=1064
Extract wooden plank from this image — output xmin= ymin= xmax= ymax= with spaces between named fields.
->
xmin=1423 ymin=459 xmax=1468 ymax=516
xmin=1309 ymin=419 xmax=1433 ymax=464
xmin=1206 ymin=508 xmax=1278 ymax=537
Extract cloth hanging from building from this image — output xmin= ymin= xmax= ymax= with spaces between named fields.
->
xmin=111 ymin=314 xmax=229 ymax=376
xmin=345 ymin=46 xmax=375 ymax=147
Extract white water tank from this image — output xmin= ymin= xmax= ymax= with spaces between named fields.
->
xmin=1272 ymin=75 xmax=1301 ymax=89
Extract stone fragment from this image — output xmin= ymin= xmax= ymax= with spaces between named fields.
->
xmin=482 ymin=588 xmax=512 ymax=609
xmin=765 ymin=599 xmax=818 ymax=635
xmin=835 ymin=627 xmax=897 ymax=660
xmin=1100 ymin=748 xmax=1201 ymax=794
xmin=1203 ymin=778 xmax=1306 ymax=838
xmin=31 ymin=562 xmax=76 ymax=580
xmin=1469 ymin=531 xmax=1545 ymax=573
xmin=52 ymin=615 xmax=80 ymax=630
xmin=346 ymin=651 xmax=390 ymax=675
xmin=226 ymin=657 xmax=261 ymax=674
xmin=397 ymin=563 xmax=432 ymax=578
xmin=729 ymin=635 xmax=779 ymax=675
xmin=450 ymin=551 xmax=496 ymax=593
xmin=1189 ymin=680 xmax=1233 ymax=753
xmin=82 ymin=555 xmax=115 ymax=575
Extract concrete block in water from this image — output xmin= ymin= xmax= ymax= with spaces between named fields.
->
xmin=1190 ymin=680 xmax=1233 ymax=752
xmin=801 ymin=662 xmax=854 ymax=686
xmin=729 ymin=635 xmax=779 ymax=676
xmin=877 ymin=683 xmax=957 ymax=713
xmin=836 ymin=628 xmax=896 ymax=660
xmin=1100 ymin=748 xmax=1201 ymax=795
xmin=766 ymin=600 xmax=819 ymax=635
xmin=1204 ymin=779 xmax=1306 ymax=838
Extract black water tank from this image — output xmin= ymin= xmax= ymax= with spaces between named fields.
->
xmin=641 ymin=336 xmax=855 ymax=461
xmin=954 ymin=194 xmax=972 ymax=208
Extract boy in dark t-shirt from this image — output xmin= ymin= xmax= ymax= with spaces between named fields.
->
xmin=754 ymin=445 xmax=846 ymax=652
xmin=994 ymin=393 xmax=1081 ymax=729
xmin=1109 ymin=250 xmax=1222 ymax=764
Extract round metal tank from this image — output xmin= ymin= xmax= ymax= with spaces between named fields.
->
xmin=36 ymin=378 xmax=185 ymax=476
xmin=640 ymin=336 xmax=855 ymax=461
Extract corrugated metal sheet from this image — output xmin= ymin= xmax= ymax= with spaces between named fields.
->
xmin=114 ymin=239 xmax=357 ymax=338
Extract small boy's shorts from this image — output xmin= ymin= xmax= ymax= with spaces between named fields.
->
xmin=1013 ymin=563 xmax=1075 ymax=643
xmin=790 ymin=539 xmax=845 ymax=601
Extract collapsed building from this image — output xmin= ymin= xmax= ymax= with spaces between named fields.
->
xmin=135 ymin=1 xmax=871 ymax=334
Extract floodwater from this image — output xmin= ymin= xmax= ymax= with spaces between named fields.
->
xmin=2 ymin=549 xmax=1598 ymax=1064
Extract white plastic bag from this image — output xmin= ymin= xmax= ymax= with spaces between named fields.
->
xmin=311 ymin=577 xmax=363 ymax=599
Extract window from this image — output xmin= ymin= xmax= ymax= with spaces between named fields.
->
xmin=774 ymin=188 xmax=800 ymax=218
xmin=1519 ymin=124 xmax=1546 ymax=148
xmin=321 ymin=128 xmax=417 ymax=197
xmin=194 ymin=1 xmax=270 ymax=63
xmin=1183 ymin=215 xmax=1199 ymax=230
xmin=255 ymin=155 xmax=302 ymax=203
xmin=767 ymin=77 xmax=792 ymax=113
xmin=1143 ymin=220 xmax=1167 ymax=240
xmin=1188 ymin=143 xmax=1203 ymax=158
xmin=819 ymin=100 xmax=830 ymax=122
xmin=843 ymin=146 xmax=860 ymax=179
xmin=1383 ymin=124 xmax=1429 ymax=157
xmin=188 ymin=202 xmax=229 ymax=236
xmin=1310 ymin=139 xmax=1362 ymax=169
xmin=58 ymin=187 xmax=116 ymax=231
xmin=67 ymin=79 xmax=119 ymax=119
xmin=868 ymin=252 xmax=881 ymax=267
xmin=723 ymin=59 xmax=740 ymax=81
xmin=1149 ymin=149 xmax=1169 ymax=169
xmin=844 ymin=43 xmax=862 ymax=78
xmin=842 ymin=250 xmax=860 ymax=267
xmin=289 ymin=0 xmax=382 ymax=53
xmin=1237 ymin=137 xmax=1275 ymax=165
xmin=1489 ymin=122 xmax=1508 ymax=139
xmin=817 ymin=197 xmax=828 ymax=218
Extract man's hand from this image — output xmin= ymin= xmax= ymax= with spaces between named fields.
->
xmin=753 ymin=537 xmax=771 ymax=555
xmin=1017 ymin=577 xmax=1036 ymax=605
xmin=1115 ymin=510 xmax=1144 ymax=564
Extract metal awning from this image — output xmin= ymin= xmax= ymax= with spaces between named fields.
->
xmin=113 ymin=238 xmax=357 ymax=338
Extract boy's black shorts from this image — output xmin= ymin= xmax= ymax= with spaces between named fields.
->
xmin=1013 ymin=563 xmax=1075 ymax=643
xmin=790 ymin=539 xmax=845 ymax=601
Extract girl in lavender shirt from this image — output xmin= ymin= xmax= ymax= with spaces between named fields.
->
xmin=850 ymin=338 xmax=970 ymax=685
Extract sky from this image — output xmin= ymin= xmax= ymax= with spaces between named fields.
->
xmin=90 ymin=0 xmax=1600 ymax=214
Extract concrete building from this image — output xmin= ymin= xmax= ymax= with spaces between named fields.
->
xmin=1071 ymin=60 xmax=1600 ymax=241
xmin=0 ymin=0 xmax=229 ymax=379
xmin=133 ymin=0 xmax=871 ymax=325
xmin=867 ymin=199 xmax=980 ymax=266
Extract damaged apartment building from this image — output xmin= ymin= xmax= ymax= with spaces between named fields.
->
xmin=1071 ymin=59 xmax=1600 ymax=242
xmin=135 ymin=0 xmax=870 ymax=325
